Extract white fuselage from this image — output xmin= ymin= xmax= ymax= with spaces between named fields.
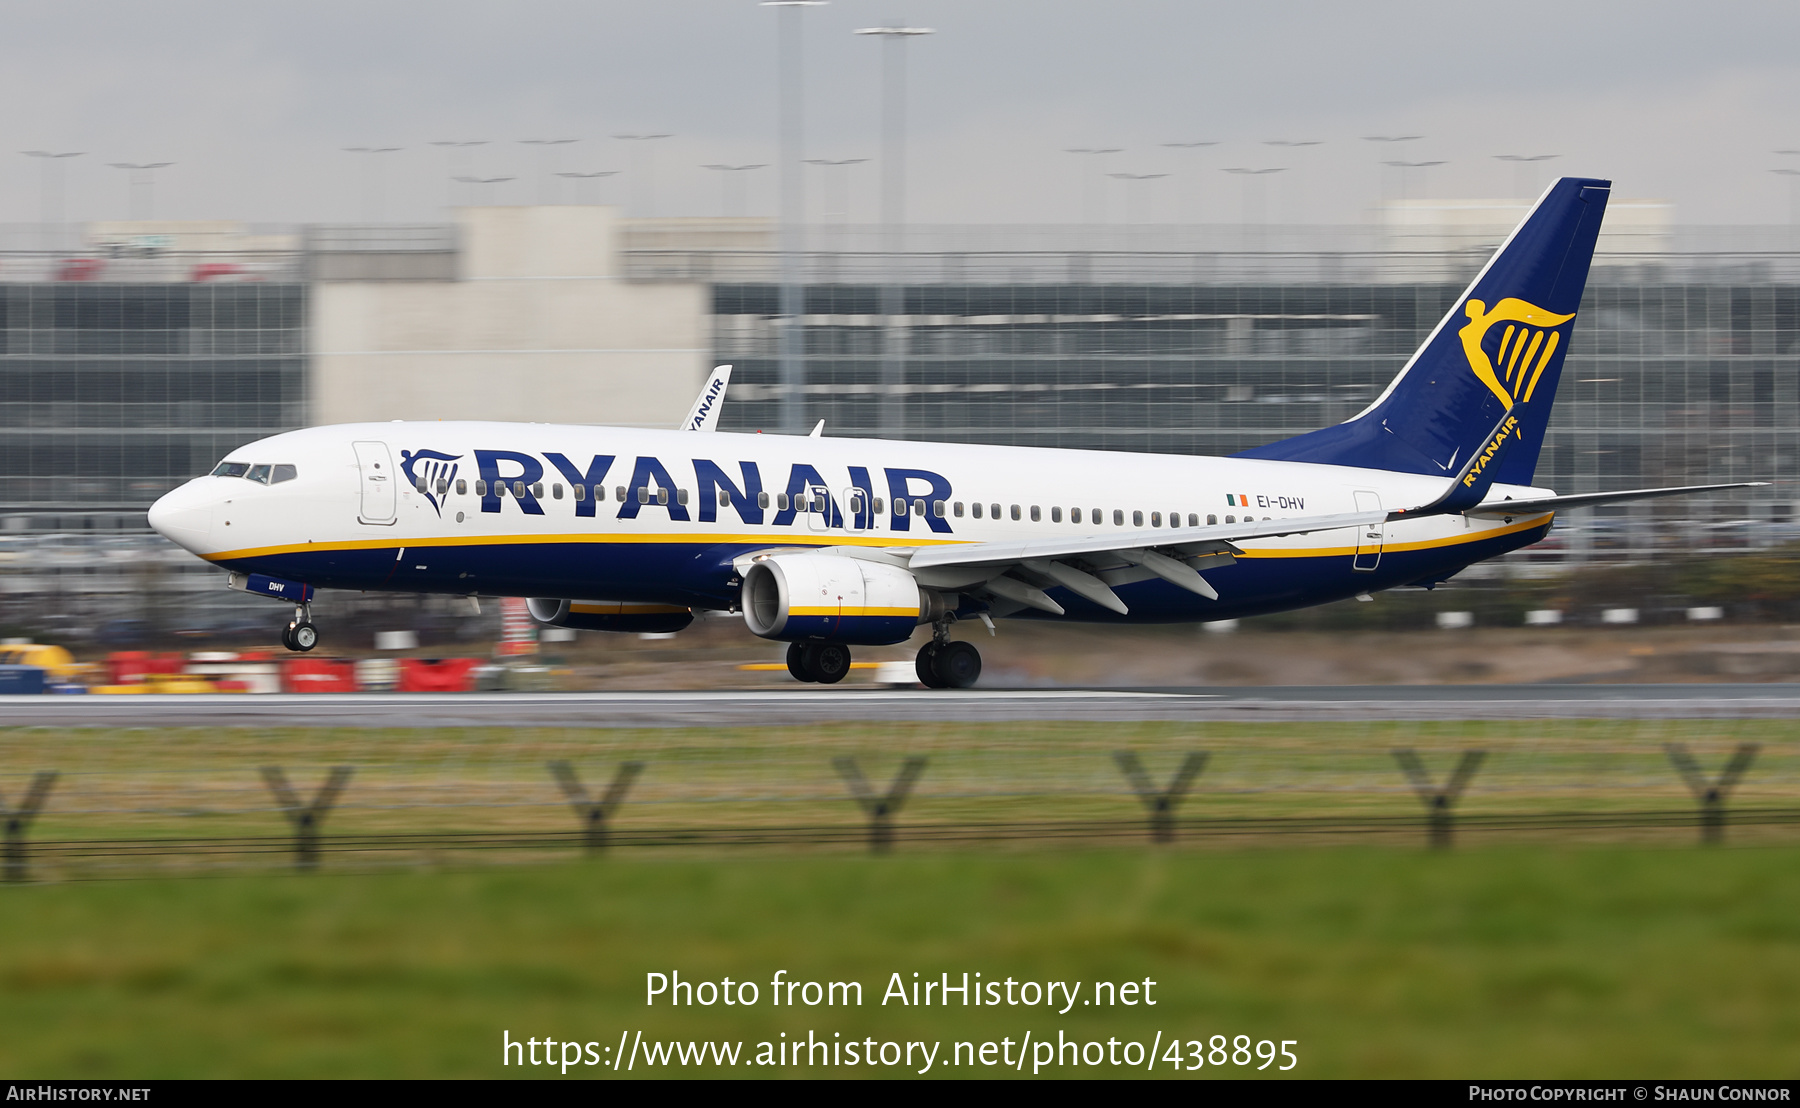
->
xmin=148 ymin=420 xmax=1554 ymax=623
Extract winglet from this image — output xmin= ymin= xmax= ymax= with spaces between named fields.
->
xmin=680 ymin=365 xmax=732 ymax=431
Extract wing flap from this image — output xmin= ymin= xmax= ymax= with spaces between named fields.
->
xmin=905 ymin=510 xmax=1382 ymax=571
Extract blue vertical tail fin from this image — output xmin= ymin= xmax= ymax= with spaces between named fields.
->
xmin=1234 ymin=177 xmax=1610 ymax=485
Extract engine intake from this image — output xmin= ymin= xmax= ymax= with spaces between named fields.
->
xmin=741 ymin=554 xmax=936 ymax=645
xmin=526 ymin=597 xmax=694 ymax=634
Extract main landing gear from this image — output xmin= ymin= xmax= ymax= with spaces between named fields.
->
xmin=783 ymin=620 xmax=984 ymax=689
xmin=786 ymin=641 xmax=852 ymax=684
xmin=915 ymin=619 xmax=981 ymax=689
xmin=281 ymin=602 xmax=319 ymax=653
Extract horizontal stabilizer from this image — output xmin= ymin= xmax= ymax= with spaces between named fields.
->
xmin=1463 ymin=482 xmax=1768 ymax=519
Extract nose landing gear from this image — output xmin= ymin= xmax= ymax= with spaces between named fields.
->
xmin=915 ymin=619 xmax=981 ymax=689
xmin=281 ymin=602 xmax=319 ymax=653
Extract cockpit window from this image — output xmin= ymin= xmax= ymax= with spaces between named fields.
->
xmin=271 ymin=464 xmax=297 ymax=485
xmin=247 ymin=464 xmax=273 ymax=485
xmin=212 ymin=461 xmax=250 ymax=478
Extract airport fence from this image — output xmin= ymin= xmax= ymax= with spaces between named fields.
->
xmin=1 ymin=718 xmax=1797 ymax=880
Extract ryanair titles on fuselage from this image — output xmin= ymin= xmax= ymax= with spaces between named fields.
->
xmin=404 ymin=445 xmax=956 ymax=533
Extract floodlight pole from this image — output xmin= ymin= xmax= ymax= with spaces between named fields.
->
xmin=614 ymin=134 xmax=673 ymax=217
xmin=857 ymin=20 xmax=935 ymax=438
xmin=344 ymin=146 xmax=402 ymax=222
xmin=764 ymin=2 xmax=828 ymax=435
xmin=429 ymin=141 xmax=488 ymax=210
xmin=556 ymin=171 xmax=620 ymax=205
xmin=702 ymin=164 xmax=768 ymax=217
xmin=1494 ymin=153 xmax=1560 ymax=200
xmin=22 ymin=151 xmax=83 ymax=244
xmin=520 ymin=139 xmax=579 ymax=204
xmin=108 ymin=162 xmax=174 ymax=221
xmin=1160 ymin=141 xmax=1218 ymax=222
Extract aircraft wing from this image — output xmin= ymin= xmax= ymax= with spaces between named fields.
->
xmin=1462 ymin=481 xmax=1768 ymax=520
xmin=679 ymin=365 xmax=733 ymax=431
xmin=898 ymin=510 xmax=1384 ymax=615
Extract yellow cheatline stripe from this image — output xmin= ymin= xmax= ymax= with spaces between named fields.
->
xmin=788 ymin=606 xmax=920 ymax=618
xmin=741 ymin=661 xmax=887 ymax=671
xmin=203 ymin=514 xmax=1552 ymax=566
xmin=1235 ymin=514 xmax=1550 ymax=558
xmin=202 ymin=530 xmax=969 ymax=562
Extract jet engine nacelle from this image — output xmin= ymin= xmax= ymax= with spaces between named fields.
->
xmin=741 ymin=553 xmax=938 ymax=645
xmin=526 ymin=597 xmax=695 ymax=634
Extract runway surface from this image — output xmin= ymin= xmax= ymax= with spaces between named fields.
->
xmin=9 ymin=684 xmax=1800 ymax=726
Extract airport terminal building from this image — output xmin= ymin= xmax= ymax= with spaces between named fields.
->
xmin=3 ymin=205 xmax=1797 ymax=632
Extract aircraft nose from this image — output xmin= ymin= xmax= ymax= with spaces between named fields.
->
xmin=148 ymin=480 xmax=215 ymax=553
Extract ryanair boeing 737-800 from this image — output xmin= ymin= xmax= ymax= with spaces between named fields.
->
xmin=146 ymin=178 xmax=1757 ymax=687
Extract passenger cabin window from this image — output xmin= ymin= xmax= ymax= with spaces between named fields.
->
xmin=1225 ymin=514 xmax=1235 ymax=524
xmin=677 ymin=488 xmax=689 ymax=506
xmin=953 ymin=501 xmax=964 ymax=518
xmin=551 ymin=483 xmax=562 ymax=499
xmin=1071 ymin=507 xmax=1082 ymax=524
xmin=475 ymin=480 xmax=489 ymax=496
xmin=972 ymin=502 xmax=983 ymax=519
xmin=718 ymin=490 xmax=731 ymax=508
xmin=1207 ymin=514 xmax=1217 ymax=525
xmin=415 ymin=477 xmax=428 ymax=493
xmin=777 ymin=492 xmax=791 ymax=511
xmin=531 ymin=482 xmax=544 ymax=498
xmin=1151 ymin=512 xmax=1162 ymax=527
xmin=933 ymin=500 xmax=946 ymax=518
xmin=212 ymin=461 xmax=250 ymax=478
xmin=990 ymin=503 xmax=1001 ymax=519
xmin=573 ymin=484 xmax=586 ymax=502
xmin=757 ymin=491 xmax=771 ymax=509
xmin=1010 ymin=504 xmax=1021 ymax=521
xmin=656 ymin=488 xmax=669 ymax=506
xmin=456 ymin=479 xmax=467 ymax=496
xmin=1113 ymin=509 xmax=1125 ymax=526
xmin=1030 ymin=505 xmax=1041 ymax=522
xmin=435 ymin=479 xmax=448 ymax=495
xmin=1052 ymin=506 xmax=1063 ymax=523
xmin=872 ymin=497 xmax=883 ymax=515
xmin=914 ymin=499 xmax=926 ymax=517
xmin=616 ymin=486 xmax=627 ymax=502
xmin=1133 ymin=510 xmax=1144 ymax=527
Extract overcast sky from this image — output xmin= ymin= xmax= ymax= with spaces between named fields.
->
xmin=4 ymin=0 xmax=1799 ymax=226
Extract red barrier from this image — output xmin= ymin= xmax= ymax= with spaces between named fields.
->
xmin=281 ymin=658 xmax=358 ymax=694
xmin=107 ymin=651 xmax=187 ymax=685
xmin=397 ymin=657 xmax=479 ymax=693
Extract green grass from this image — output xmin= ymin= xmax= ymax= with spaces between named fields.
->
xmin=1 ymin=847 xmax=1797 ymax=1078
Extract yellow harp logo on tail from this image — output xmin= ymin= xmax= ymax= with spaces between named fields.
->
xmin=1458 ymin=297 xmax=1576 ymax=408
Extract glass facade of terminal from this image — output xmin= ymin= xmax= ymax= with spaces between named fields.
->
xmin=714 ymin=276 xmax=1800 ymax=552
xmin=0 ymin=282 xmax=307 ymax=525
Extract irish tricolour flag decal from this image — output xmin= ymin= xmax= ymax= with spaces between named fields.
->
xmin=1225 ymin=493 xmax=1250 ymax=507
